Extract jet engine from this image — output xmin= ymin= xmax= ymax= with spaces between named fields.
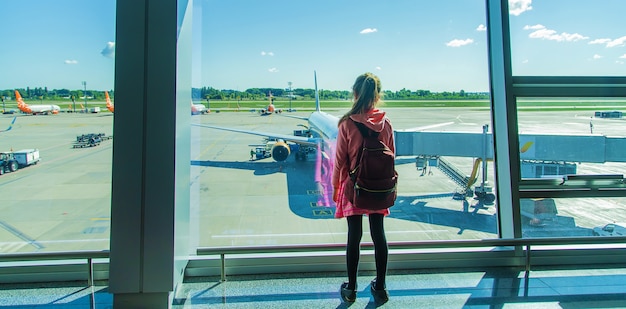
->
xmin=270 ymin=140 xmax=291 ymax=161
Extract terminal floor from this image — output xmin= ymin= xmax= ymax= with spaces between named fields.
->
xmin=1 ymin=266 xmax=626 ymax=308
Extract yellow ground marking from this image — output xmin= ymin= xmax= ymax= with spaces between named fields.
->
xmin=313 ymin=209 xmax=333 ymax=216
xmin=195 ymin=127 xmax=229 ymax=160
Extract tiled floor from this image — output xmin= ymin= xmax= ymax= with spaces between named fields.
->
xmin=2 ymin=267 xmax=626 ymax=308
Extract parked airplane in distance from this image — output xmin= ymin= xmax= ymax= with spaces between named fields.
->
xmin=0 ymin=117 xmax=16 ymax=133
xmin=259 ymin=91 xmax=282 ymax=115
xmin=105 ymin=91 xmax=114 ymax=113
xmin=191 ymin=102 xmax=209 ymax=115
xmin=15 ymin=90 xmax=61 ymax=115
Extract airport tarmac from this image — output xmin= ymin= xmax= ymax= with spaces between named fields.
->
xmin=1 ymin=107 xmax=625 ymax=253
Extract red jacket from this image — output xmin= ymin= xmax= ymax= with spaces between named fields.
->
xmin=332 ymin=109 xmax=395 ymax=190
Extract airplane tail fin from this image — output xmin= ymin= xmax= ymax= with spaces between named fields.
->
xmin=314 ymin=71 xmax=320 ymax=112
xmin=15 ymin=90 xmax=32 ymax=114
xmin=105 ymin=91 xmax=114 ymax=113
xmin=0 ymin=117 xmax=16 ymax=133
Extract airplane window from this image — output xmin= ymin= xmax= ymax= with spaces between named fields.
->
xmin=191 ymin=0 xmax=498 ymax=248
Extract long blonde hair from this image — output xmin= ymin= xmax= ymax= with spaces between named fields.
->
xmin=339 ymin=72 xmax=382 ymax=124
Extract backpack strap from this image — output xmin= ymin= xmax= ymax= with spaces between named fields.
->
xmin=349 ymin=119 xmax=377 ymax=180
xmin=353 ymin=120 xmax=379 ymax=138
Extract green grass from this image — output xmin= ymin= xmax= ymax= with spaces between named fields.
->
xmin=3 ymin=98 xmax=625 ymax=113
xmin=199 ymin=99 xmax=626 ymax=112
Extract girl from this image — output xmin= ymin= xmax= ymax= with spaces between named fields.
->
xmin=332 ymin=72 xmax=394 ymax=304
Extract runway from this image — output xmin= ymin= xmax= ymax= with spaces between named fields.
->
xmin=1 ymin=106 xmax=625 ymax=253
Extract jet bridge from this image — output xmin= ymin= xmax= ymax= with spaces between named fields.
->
xmin=396 ymin=130 xmax=626 ymax=163
xmin=395 ymin=127 xmax=626 ymax=202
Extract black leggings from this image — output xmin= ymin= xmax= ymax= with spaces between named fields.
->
xmin=346 ymin=214 xmax=388 ymax=290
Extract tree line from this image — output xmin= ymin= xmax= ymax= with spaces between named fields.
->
xmin=194 ymin=87 xmax=489 ymax=101
xmin=1 ymin=87 xmax=489 ymax=101
xmin=0 ymin=88 xmax=112 ymax=101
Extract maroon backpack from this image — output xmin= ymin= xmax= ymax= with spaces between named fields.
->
xmin=344 ymin=120 xmax=398 ymax=210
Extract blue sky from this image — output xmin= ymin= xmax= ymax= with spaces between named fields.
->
xmin=1 ymin=0 xmax=116 ymax=92
xmin=1 ymin=0 xmax=625 ymax=93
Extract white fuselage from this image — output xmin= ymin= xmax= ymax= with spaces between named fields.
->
xmin=24 ymin=104 xmax=61 ymax=114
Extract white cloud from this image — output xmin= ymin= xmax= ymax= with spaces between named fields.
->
xmin=589 ymin=38 xmax=612 ymax=45
xmin=375 ymin=66 xmax=382 ymax=70
xmin=476 ymin=24 xmax=487 ymax=32
xmin=101 ymin=41 xmax=115 ymax=58
xmin=524 ymin=24 xmax=588 ymax=42
xmin=522 ymin=59 xmax=529 ymax=64
xmin=590 ymin=37 xmax=626 ymax=48
xmin=268 ymin=68 xmax=278 ymax=73
xmin=593 ymin=54 xmax=602 ymax=59
xmin=509 ymin=0 xmax=533 ymax=16
xmin=620 ymin=54 xmax=626 ymax=59
xmin=360 ymin=28 xmax=377 ymax=34
xmin=523 ymin=24 xmax=545 ymax=31
xmin=64 ymin=60 xmax=78 ymax=64
xmin=607 ymin=36 xmax=626 ymax=48
xmin=616 ymin=60 xmax=624 ymax=65
xmin=446 ymin=38 xmax=474 ymax=47
xmin=261 ymin=51 xmax=274 ymax=56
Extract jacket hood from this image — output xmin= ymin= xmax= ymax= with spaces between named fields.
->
xmin=349 ymin=109 xmax=387 ymax=132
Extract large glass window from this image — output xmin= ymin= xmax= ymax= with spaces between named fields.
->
xmin=509 ymin=0 xmax=626 ymax=77
xmin=506 ymin=0 xmax=626 ymax=239
xmin=516 ymin=97 xmax=626 ymax=237
xmin=192 ymin=0 xmax=497 ymax=248
xmin=0 ymin=1 xmax=116 ymax=253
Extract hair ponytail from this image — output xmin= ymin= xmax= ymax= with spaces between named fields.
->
xmin=339 ymin=72 xmax=382 ymax=124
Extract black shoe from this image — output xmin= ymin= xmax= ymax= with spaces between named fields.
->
xmin=340 ymin=282 xmax=357 ymax=302
xmin=370 ymin=279 xmax=389 ymax=304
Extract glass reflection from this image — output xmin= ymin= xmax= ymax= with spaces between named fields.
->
xmin=521 ymin=197 xmax=626 ymax=238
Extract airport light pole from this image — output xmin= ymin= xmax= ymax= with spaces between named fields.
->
xmin=288 ymin=81 xmax=292 ymax=112
xmin=82 ymin=81 xmax=87 ymax=113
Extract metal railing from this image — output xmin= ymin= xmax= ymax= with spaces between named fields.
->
xmin=0 ymin=250 xmax=109 ymax=286
xmin=197 ymin=237 xmax=626 ymax=281
xmin=2 ymin=236 xmax=626 ymax=285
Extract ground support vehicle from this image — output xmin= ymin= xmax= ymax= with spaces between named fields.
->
xmin=0 ymin=152 xmax=19 ymax=175
xmin=13 ymin=149 xmax=40 ymax=167
xmin=254 ymin=146 xmax=271 ymax=160
xmin=73 ymin=133 xmax=112 ymax=148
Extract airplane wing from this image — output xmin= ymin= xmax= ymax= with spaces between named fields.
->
xmin=279 ymin=114 xmax=309 ymax=121
xmin=0 ymin=117 xmax=16 ymax=133
xmin=397 ymin=122 xmax=455 ymax=132
xmin=192 ymin=123 xmax=319 ymax=146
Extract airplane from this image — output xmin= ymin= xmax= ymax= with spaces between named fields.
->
xmin=104 ymin=92 xmax=206 ymax=115
xmin=259 ymin=91 xmax=282 ymax=115
xmin=0 ymin=117 xmax=16 ymax=133
xmin=105 ymin=91 xmax=114 ymax=113
xmin=14 ymin=90 xmax=61 ymax=115
xmin=191 ymin=102 xmax=209 ymax=115
xmin=193 ymin=71 xmax=338 ymax=205
xmin=193 ymin=71 xmax=336 ymax=162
